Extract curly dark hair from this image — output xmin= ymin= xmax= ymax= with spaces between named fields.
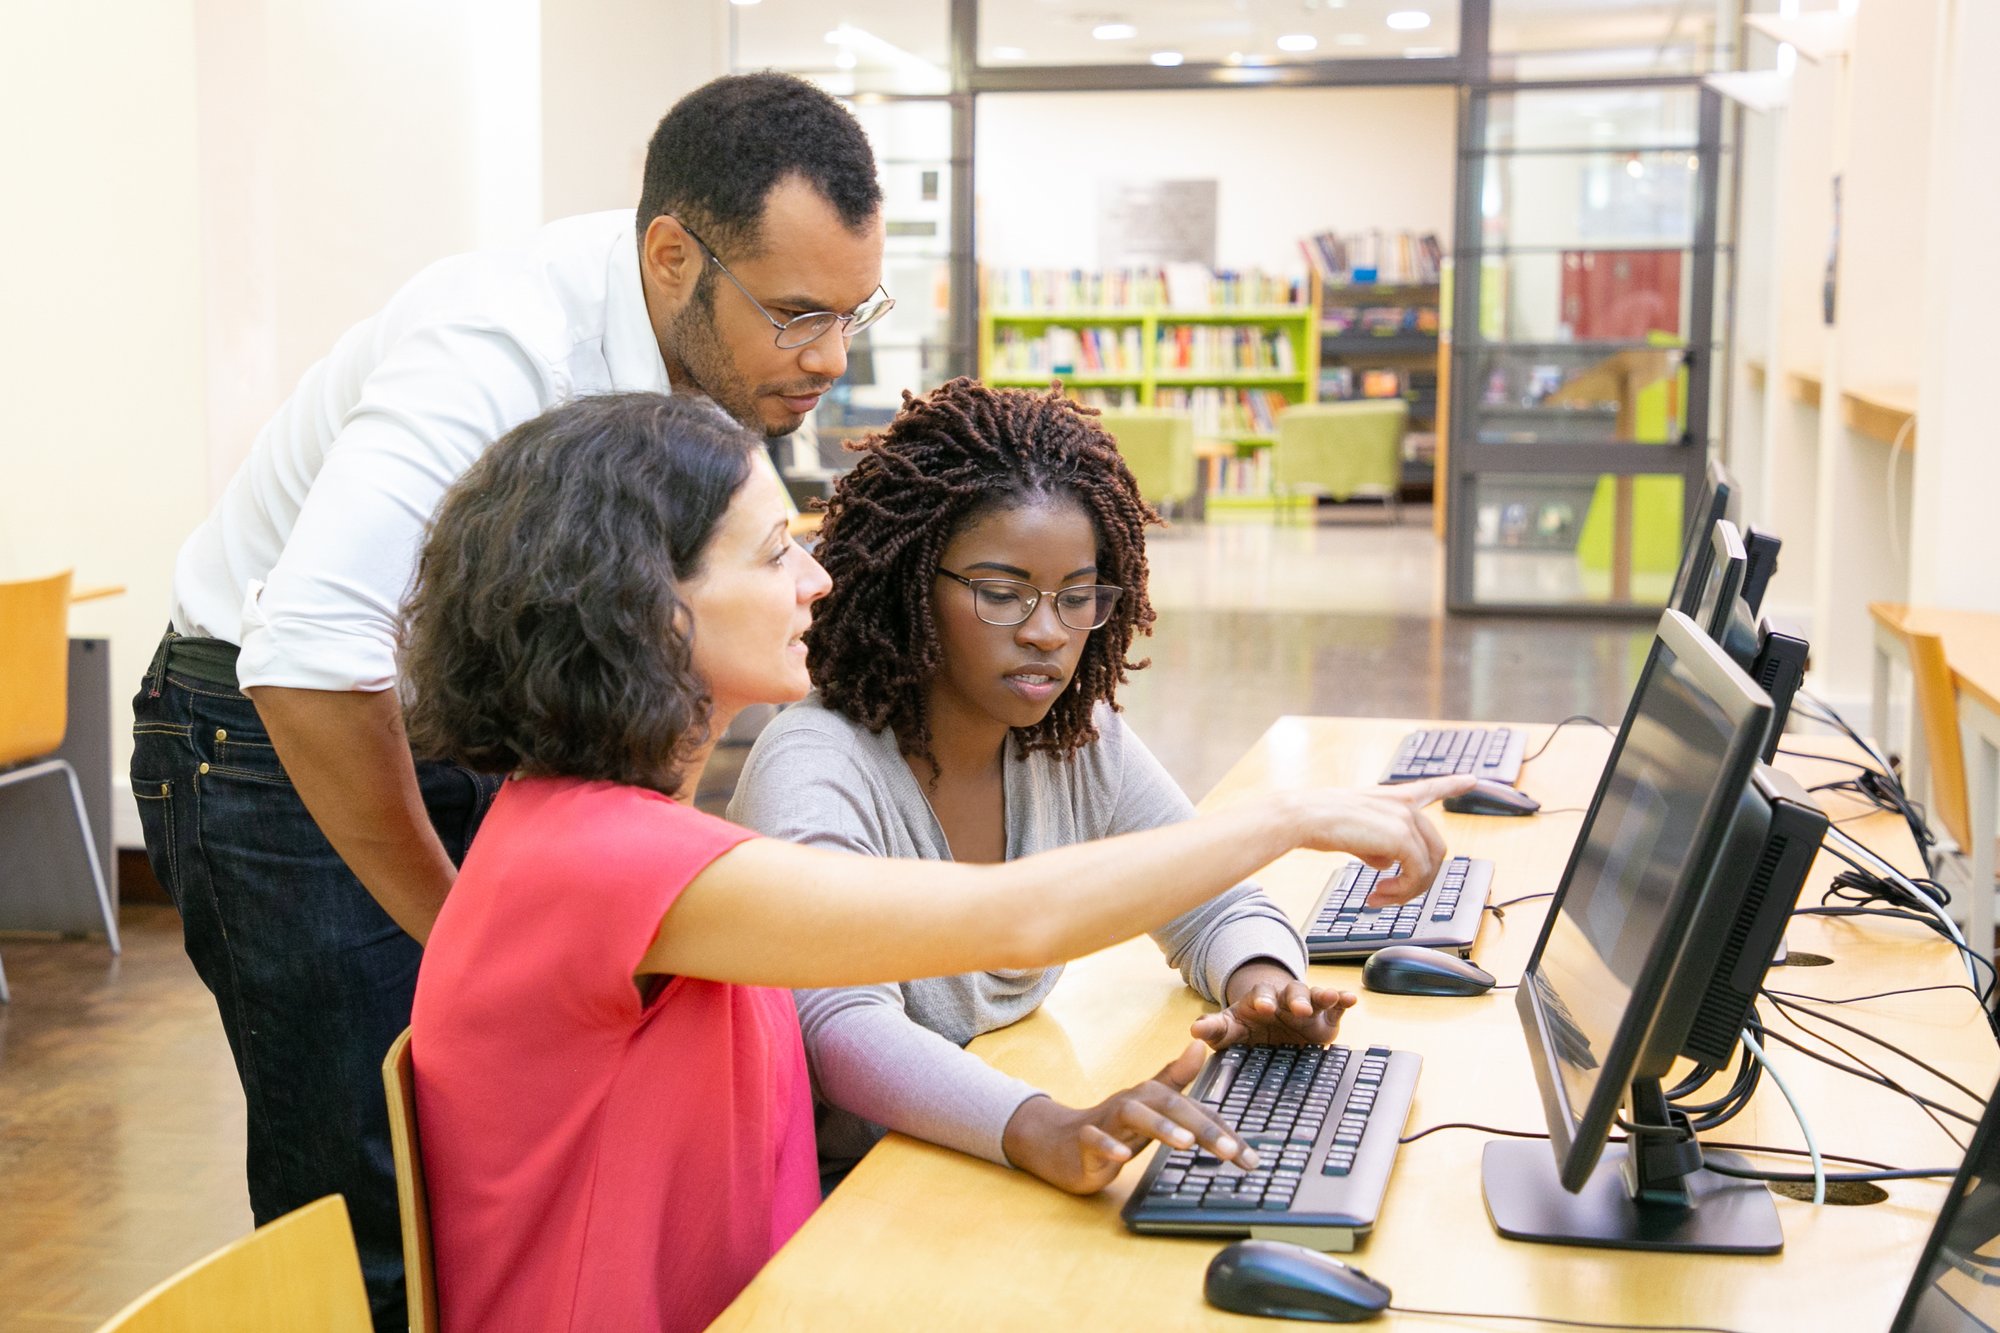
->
xmin=636 ymin=72 xmax=883 ymax=260
xmin=807 ymin=378 xmax=1161 ymax=776
xmin=399 ymin=393 xmax=760 ymax=795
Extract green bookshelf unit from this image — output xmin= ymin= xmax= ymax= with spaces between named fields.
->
xmin=980 ymin=269 xmax=1318 ymax=508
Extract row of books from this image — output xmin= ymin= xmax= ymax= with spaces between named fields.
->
xmin=985 ymin=264 xmax=1309 ymax=311
xmin=1072 ymin=387 xmax=1141 ymax=410
xmin=1155 ymin=326 xmax=1298 ymax=374
xmin=991 ymin=326 xmax=1145 ymax=376
xmin=1323 ymin=305 xmax=1440 ymax=337
xmin=1321 ymin=366 xmax=1439 ymax=403
xmin=1153 ymin=386 xmax=1293 ymax=437
xmin=1300 ymin=230 xmax=1445 ymax=285
xmin=1203 ymin=449 xmax=1274 ymax=498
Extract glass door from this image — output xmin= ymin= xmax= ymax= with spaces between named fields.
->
xmin=1445 ymin=81 xmax=1726 ymax=613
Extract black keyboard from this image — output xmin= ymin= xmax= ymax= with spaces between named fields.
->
xmin=1122 ymin=1042 xmax=1419 ymax=1250
xmin=1304 ymin=856 xmax=1494 ymax=961
xmin=1382 ymin=726 xmax=1525 ymax=784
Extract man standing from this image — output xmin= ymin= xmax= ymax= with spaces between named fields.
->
xmin=130 ymin=72 xmax=889 ymax=1329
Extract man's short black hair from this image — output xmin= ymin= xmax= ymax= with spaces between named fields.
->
xmin=637 ymin=72 xmax=882 ymax=258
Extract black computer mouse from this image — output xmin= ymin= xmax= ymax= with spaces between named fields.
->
xmin=1204 ymin=1239 xmax=1391 ymax=1323
xmin=1361 ymin=945 xmax=1497 ymax=997
xmin=1442 ymin=778 xmax=1540 ymax=816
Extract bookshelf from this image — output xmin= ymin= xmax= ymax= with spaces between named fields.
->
xmin=1315 ymin=276 xmax=1442 ymax=502
xmin=980 ymin=268 xmax=1319 ymax=507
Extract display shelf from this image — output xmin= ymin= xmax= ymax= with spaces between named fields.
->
xmin=1315 ymin=273 xmax=1442 ymax=500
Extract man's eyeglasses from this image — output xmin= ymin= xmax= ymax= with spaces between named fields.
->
xmin=680 ymin=222 xmax=894 ymax=350
xmin=937 ymin=568 xmax=1124 ymax=632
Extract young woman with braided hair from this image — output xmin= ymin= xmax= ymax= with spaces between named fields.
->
xmin=729 ymin=378 xmax=1467 ymax=1195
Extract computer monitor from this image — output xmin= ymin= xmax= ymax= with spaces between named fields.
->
xmin=1668 ymin=457 xmax=1737 ymax=617
xmin=1741 ymin=526 xmax=1782 ymax=617
xmin=1891 ymin=1072 xmax=2000 ymax=1331
xmin=1482 ymin=609 xmax=1829 ymax=1254
xmin=1690 ymin=518 xmax=1747 ymax=640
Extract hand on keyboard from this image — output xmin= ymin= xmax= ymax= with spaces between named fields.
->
xmin=1191 ymin=966 xmax=1358 ymax=1050
xmin=1290 ymin=774 xmax=1476 ymax=903
xmin=1000 ymin=1042 xmax=1259 ymax=1196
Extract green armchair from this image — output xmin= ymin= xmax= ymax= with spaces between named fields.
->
xmin=1271 ymin=400 xmax=1409 ymax=523
xmin=1098 ymin=408 xmax=1198 ymax=517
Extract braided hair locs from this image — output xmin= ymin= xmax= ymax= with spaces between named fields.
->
xmin=806 ymin=377 xmax=1161 ymax=778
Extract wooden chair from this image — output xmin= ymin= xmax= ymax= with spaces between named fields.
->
xmin=1905 ymin=628 xmax=1973 ymax=855
xmin=95 ymin=1195 xmax=370 ymax=1332
xmin=383 ymin=1026 xmax=440 ymax=1333
xmin=0 ymin=570 xmax=120 ymax=1001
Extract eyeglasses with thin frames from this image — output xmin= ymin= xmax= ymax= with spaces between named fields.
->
xmin=679 ymin=222 xmax=895 ymax=350
xmin=936 ymin=568 xmax=1125 ymax=632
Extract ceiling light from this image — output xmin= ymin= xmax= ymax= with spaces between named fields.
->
xmin=1626 ymin=157 xmax=1645 ymax=178
xmin=1225 ymin=51 xmax=1245 ymax=65
xmin=1277 ymin=34 xmax=1318 ymax=52
xmin=824 ymin=27 xmax=852 ymax=45
xmin=729 ymin=0 xmax=759 ymax=6
xmin=1093 ymin=22 xmax=1137 ymax=40
xmin=988 ymin=45 xmax=1027 ymax=59
xmin=1386 ymin=11 xmax=1432 ymax=31
xmin=1150 ymin=50 xmax=1184 ymax=66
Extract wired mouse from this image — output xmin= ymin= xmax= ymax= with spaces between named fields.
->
xmin=1361 ymin=945 xmax=1497 ymax=997
xmin=1443 ymin=779 xmax=1540 ymax=817
xmin=1205 ymin=1239 xmax=1391 ymax=1323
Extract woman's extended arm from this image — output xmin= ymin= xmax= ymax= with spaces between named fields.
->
xmin=641 ymin=774 xmax=1471 ymax=988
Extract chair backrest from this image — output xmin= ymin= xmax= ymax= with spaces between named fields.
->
xmin=96 ymin=1195 xmax=370 ymax=1332
xmin=1271 ymin=402 xmax=1406 ymax=499
xmin=1906 ymin=629 xmax=1971 ymax=851
xmin=1098 ymin=409 xmax=1197 ymax=508
xmin=384 ymin=1026 xmax=440 ymax=1333
xmin=0 ymin=570 xmax=73 ymax=767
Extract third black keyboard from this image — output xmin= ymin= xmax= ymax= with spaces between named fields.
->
xmin=1381 ymin=726 xmax=1525 ymax=785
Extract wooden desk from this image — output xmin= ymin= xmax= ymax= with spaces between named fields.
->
xmin=1871 ymin=602 xmax=2000 ymax=962
xmin=714 ymin=717 xmax=1995 ymax=1331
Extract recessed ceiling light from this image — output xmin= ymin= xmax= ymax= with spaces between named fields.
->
xmin=1150 ymin=50 xmax=1184 ymax=66
xmin=824 ymin=27 xmax=851 ymax=45
xmin=1386 ymin=10 xmax=1432 ymax=31
xmin=1093 ymin=22 xmax=1137 ymax=40
xmin=989 ymin=45 xmax=1027 ymax=59
xmin=1277 ymin=34 xmax=1318 ymax=52
xmin=1626 ymin=157 xmax=1645 ymax=178
xmin=729 ymin=0 xmax=759 ymax=7
xmin=1225 ymin=51 xmax=1245 ymax=65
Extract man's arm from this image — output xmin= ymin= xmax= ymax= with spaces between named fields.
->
xmin=248 ymin=686 xmax=458 ymax=943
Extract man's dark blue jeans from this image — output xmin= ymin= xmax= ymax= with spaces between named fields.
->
xmin=130 ymin=631 xmax=502 ymax=1331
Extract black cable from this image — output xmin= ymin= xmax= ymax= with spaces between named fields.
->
xmin=1519 ymin=714 xmax=1613 ymax=769
xmin=1699 ymin=1162 xmax=1956 ymax=1184
xmin=1793 ymin=905 xmax=1998 ymax=1010
xmin=1496 ymin=892 xmax=1555 ymax=909
xmin=1385 ymin=1306 xmax=1748 ymax=1333
xmin=1761 ymin=996 xmax=1975 ymax=1154
xmin=1755 ymin=1026 xmax=1975 ymax=1143
xmin=1774 ymin=747 xmax=1878 ymax=772
xmin=1536 ymin=807 xmax=1587 ymax=816
xmin=1765 ymin=982 xmax=1988 ymax=1008
xmin=1763 ymin=990 xmax=1988 ymax=1106
xmin=1398 ymin=1121 xmax=1908 ymax=1171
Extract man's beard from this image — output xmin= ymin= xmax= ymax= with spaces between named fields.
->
xmin=666 ymin=298 xmax=784 ymax=436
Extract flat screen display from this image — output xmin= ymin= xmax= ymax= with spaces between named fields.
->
xmin=1894 ymin=1079 xmax=2000 ymax=1332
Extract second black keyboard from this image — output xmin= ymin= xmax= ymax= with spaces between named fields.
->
xmin=1381 ymin=726 xmax=1525 ymax=785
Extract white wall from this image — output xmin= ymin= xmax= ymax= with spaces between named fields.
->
xmin=541 ymin=0 xmax=728 ymax=221
xmin=0 ymin=1 xmax=210 ymax=840
xmin=974 ymin=86 xmax=1457 ymax=275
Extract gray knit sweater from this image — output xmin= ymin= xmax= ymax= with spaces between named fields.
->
xmin=726 ymin=693 xmax=1308 ymax=1182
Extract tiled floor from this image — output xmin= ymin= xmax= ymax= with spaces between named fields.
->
xmin=0 ymin=512 xmax=1650 ymax=1329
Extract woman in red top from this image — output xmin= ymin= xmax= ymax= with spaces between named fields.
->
xmin=400 ymin=393 xmax=1467 ymax=1331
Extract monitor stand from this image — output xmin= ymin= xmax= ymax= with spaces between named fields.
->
xmin=1481 ymin=1078 xmax=1783 ymax=1254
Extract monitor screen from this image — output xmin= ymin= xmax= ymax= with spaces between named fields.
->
xmin=1893 ymin=1075 xmax=2000 ymax=1332
xmin=1518 ymin=609 xmax=1772 ymax=1191
xmin=1691 ymin=519 xmax=1748 ymax=640
xmin=1668 ymin=458 xmax=1735 ymax=617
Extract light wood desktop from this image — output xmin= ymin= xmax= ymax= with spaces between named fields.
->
xmin=713 ymin=716 xmax=1997 ymax=1332
xmin=1870 ymin=602 xmax=2000 ymax=967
